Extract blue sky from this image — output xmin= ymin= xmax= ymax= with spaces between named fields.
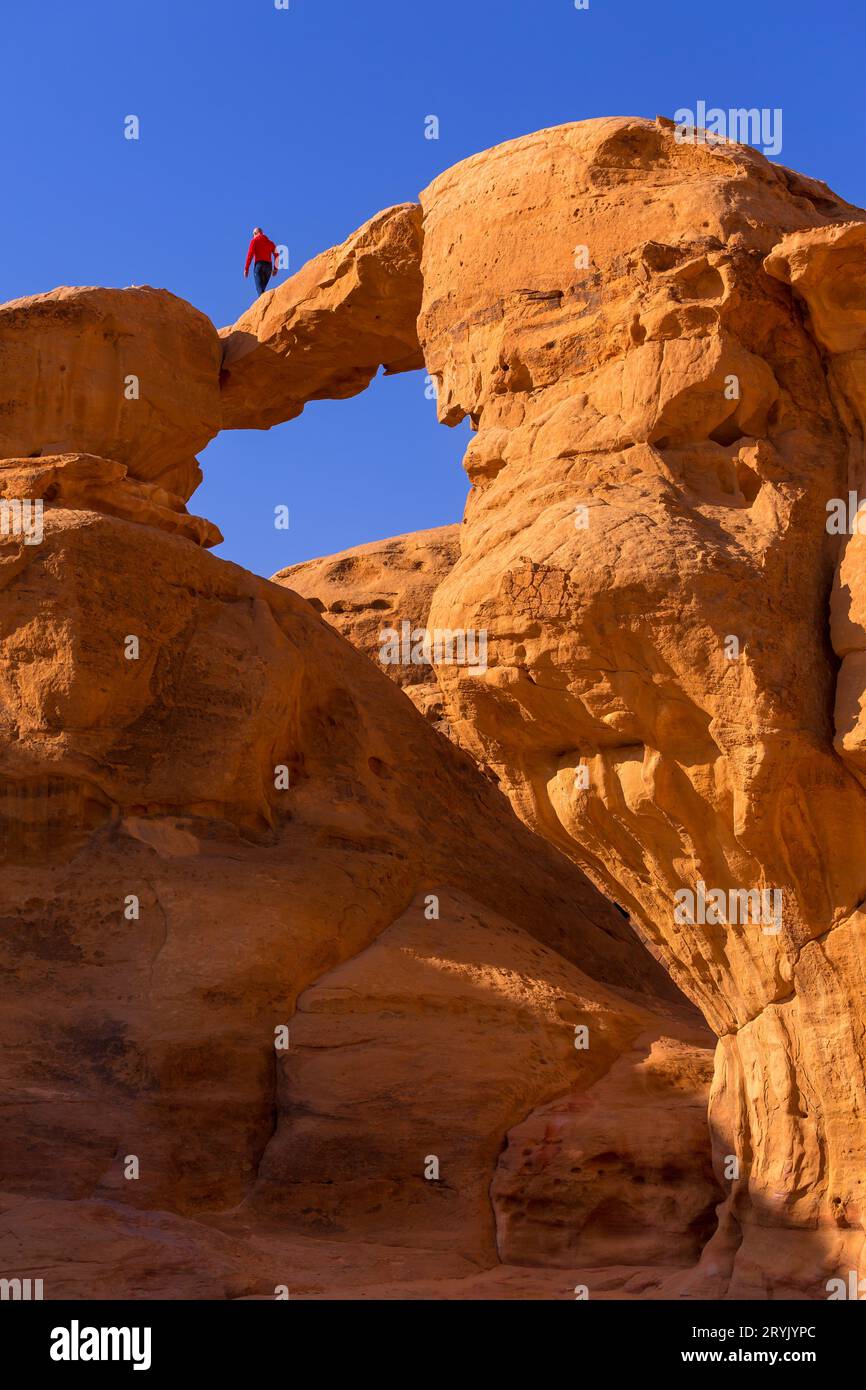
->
xmin=1 ymin=0 xmax=863 ymax=577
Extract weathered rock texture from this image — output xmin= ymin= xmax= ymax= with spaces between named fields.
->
xmin=258 ymin=888 xmax=713 ymax=1259
xmin=0 ymin=286 xmax=222 ymax=502
xmin=226 ymin=117 xmax=866 ymax=1298
xmin=273 ymin=525 xmax=460 ymax=727
xmin=5 ymin=114 xmax=866 ymax=1302
xmin=219 ymin=203 xmax=424 ymax=431
xmin=0 ymin=454 xmax=221 ymax=548
xmin=414 ymin=118 xmax=866 ymax=1297
xmin=766 ymin=223 xmax=866 ymax=774
xmin=0 ymin=507 xmax=706 ymax=1295
xmin=492 ymin=1033 xmax=718 ymax=1271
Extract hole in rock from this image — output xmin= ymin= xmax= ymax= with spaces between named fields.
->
xmin=735 ymin=459 xmax=762 ymax=504
xmin=640 ymin=241 xmax=681 ymax=273
xmin=196 ymin=368 xmax=471 ymax=579
xmin=673 ymin=263 xmax=725 ymax=300
xmin=708 ymin=418 xmax=747 ymax=447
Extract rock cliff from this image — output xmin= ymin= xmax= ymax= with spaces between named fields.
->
xmin=0 ymin=428 xmax=705 ymax=1297
xmin=273 ymin=525 xmax=460 ymax=728
xmin=3 ymin=114 xmax=865 ymax=1300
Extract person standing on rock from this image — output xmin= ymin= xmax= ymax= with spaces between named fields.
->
xmin=244 ymin=227 xmax=279 ymax=296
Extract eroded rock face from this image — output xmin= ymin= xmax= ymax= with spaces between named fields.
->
xmin=219 ymin=203 xmax=425 ymax=431
xmin=256 ymin=888 xmax=709 ymax=1262
xmin=765 ymin=225 xmax=866 ymax=777
xmin=6 ymin=114 xmax=865 ymax=1301
xmin=0 ymin=501 xmax=704 ymax=1297
xmin=273 ymin=525 xmax=460 ymax=727
xmin=0 ymin=454 xmax=221 ymax=548
xmin=411 ymin=117 xmax=866 ymax=1295
xmin=0 ymin=286 xmax=222 ymax=502
xmin=492 ymin=1033 xmax=718 ymax=1270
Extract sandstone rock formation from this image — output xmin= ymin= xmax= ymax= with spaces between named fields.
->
xmin=0 ymin=453 xmax=221 ymax=548
xmin=4 ymin=113 xmax=866 ymax=1302
xmin=273 ymin=524 xmax=460 ymax=726
xmin=257 ymin=888 xmax=712 ymax=1263
xmin=765 ymin=224 xmax=866 ymax=775
xmin=219 ymin=203 xmax=424 ymax=431
xmin=0 ymin=462 xmax=706 ymax=1296
xmin=492 ymin=1033 xmax=718 ymax=1271
xmin=414 ymin=118 xmax=866 ymax=1298
xmin=0 ymin=286 xmax=222 ymax=501
xmin=215 ymin=116 xmax=866 ymax=1298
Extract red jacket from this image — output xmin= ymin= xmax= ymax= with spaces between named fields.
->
xmin=244 ymin=233 xmax=277 ymax=275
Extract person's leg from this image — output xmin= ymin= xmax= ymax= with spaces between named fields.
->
xmin=253 ymin=262 xmax=272 ymax=295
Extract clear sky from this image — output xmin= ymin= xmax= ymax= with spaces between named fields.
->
xmin=1 ymin=0 xmax=863 ymax=577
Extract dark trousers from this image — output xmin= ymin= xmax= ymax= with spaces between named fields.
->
xmin=253 ymin=261 xmax=273 ymax=295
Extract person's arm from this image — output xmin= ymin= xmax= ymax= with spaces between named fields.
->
xmin=244 ymin=240 xmax=255 ymax=277
xmin=271 ymin=241 xmax=279 ymax=275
